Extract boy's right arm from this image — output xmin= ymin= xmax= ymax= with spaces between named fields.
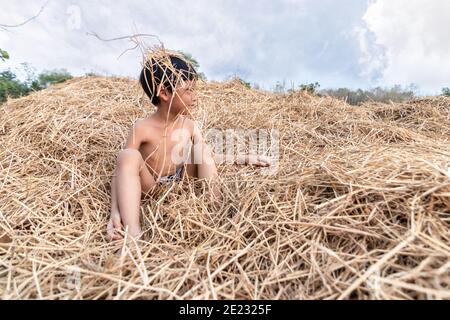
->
xmin=124 ymin=120 xmax=146 ymax=150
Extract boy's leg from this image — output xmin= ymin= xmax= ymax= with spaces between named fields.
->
xmin=114 ymin=149 xmax=156 ymax=237
xmin=107 ymin=172 xmax=123 ymax=240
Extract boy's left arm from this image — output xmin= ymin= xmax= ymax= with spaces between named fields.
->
xmin=191 ymin=122 xmax=272 ymax=168
xmin=235 ymin=154 xmax=272 ymax=167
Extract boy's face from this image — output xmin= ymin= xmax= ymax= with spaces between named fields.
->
xmin=168 ymin=80 xmax=197 ymax=116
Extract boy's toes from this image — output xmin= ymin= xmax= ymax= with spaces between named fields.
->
xmin=107 ymin=229 xmax=123 ymax=241
xmin=106 ymin=219 xmax=123 ymax=241
xmin=106 ymin=221 xmax=115 ymax=241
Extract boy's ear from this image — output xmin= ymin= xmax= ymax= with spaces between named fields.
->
xmin=158 ymin=86 xmax=171 ymax=102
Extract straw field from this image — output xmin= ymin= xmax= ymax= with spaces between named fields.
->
xmin=0 ymin=76 xmax=449 ymax=299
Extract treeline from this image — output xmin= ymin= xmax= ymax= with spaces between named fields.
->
xmin=0 ymin=66 xmax=72 ymax=103
xmin=272 ymin=81 xmax=450 ymax=105
xmin=320 ymin=85 xmax=417 ymax=105
xmin=273 ymin=81 xmax=416 ymax=105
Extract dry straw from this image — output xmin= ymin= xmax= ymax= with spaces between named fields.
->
xmin=0 ymin=74 xmax=449 ymax=299
xmin=141 ymin=46 xmax=199 ymax=95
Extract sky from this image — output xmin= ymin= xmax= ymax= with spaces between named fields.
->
xmin=1 ymin=0 xmax=449 ymax=94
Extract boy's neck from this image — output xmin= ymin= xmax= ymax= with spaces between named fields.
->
xmin=154 ymin=105 xmax=180 ymax=124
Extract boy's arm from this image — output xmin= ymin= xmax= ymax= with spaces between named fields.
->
xmin=124 ymin=120 xmax=146 ymax=150
xmin=213 ymin=153 xmax=272 ymax=167
xmin=235 ymin=154 xmax=272 ymax=167
xmin=190 ymin=122 xmax=271 ymax=168
xmin=192 ymin=124 xmax=222 ymax=203
xmin=192 ymin=124 xmax=219 ymax=179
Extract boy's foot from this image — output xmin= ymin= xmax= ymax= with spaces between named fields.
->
xmin=106 ymin=212 xmax=123 ymax=241
xmin=107 ymin=213 xmax=144 ymax=241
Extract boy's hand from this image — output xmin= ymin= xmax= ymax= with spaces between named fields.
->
xmin=247 ymin=154 xmax=272 ymax=167
xmin=106 ymin=212 xmax=123 ymax=241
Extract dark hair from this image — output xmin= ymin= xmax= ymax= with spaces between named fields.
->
xmin=139 ymin=55 xmax=198 ymax=106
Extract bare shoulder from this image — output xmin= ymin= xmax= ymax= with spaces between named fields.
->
xmin=132 ymin=118 xmax=159 ymax=141
xmin=178 ymin=116 xmax=197 ymax=136
xmin=183 ymin=116 xmax=207 ymax=135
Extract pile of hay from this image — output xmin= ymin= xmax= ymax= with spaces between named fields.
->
xmin=0 ymin=76 xmax=449 ymax=299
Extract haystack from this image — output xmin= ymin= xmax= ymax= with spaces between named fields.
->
xmin=0 ymin=76 xmax=449 ymax=299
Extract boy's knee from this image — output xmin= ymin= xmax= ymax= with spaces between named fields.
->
xmin=117 ymin=149 xmax=143 ymax=171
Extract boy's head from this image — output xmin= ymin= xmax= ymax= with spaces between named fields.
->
xmin=140 ymin=50 xmax=198 ymax=113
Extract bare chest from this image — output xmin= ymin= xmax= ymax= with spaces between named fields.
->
xmin=139 ymin=130 xmax=193 ymax=176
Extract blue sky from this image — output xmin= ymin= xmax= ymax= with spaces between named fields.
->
xmin=1 ymin=0 xmax=449 ymax=94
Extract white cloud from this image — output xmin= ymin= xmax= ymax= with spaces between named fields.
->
xmin=0 ymin=0 xmax=262 ymax=80
xmin=1 ymin=0 xmax=369 ymax=89
xmin=356 ymin=0 xmax=450 ymax=93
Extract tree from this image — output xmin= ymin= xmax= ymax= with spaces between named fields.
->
xmin=442 ymin=87 xmax=450 ymax=97
xmin=236 ymin=77 xmax=251 ymax=89
xmin=0 ymin=49 xmax=9 ymax=61
xmin=177 ymin=51 xmax=207 ymax=80
xmin=37 ymin=69 xmax=73 ymax=89
xmin=1 ymin=67 xmax=73 ymax=103
xmin=85 ymin=72 xmax=100 ymax=77
xmin=299 ymin=82 xmax=320 ymax=94
xmin=320 ymin=85 xmax=416 ymax=105
xmin=0 ymin=70 xmax=30 ymax=102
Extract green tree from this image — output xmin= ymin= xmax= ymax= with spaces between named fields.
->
xmin=1 ymin=67 xmax=73 ymax=104
xmin=232 ymin=77 xmax=251 ymax=89
xmin=299 ymin=82 xmax=320 ymax=94
xmin=0 ymin=49 xmax=9 ymax=61
xmin=37 ymin=69 xmax=73 ymax=89
xmin=442 ymin=87 xmax=450 ymax=97
xmin=177 ymin=51 xmax=207 ymax=80
xmin=85 ymin=72 xmax=100 ymax=77
xmin=0 ymin=70 xmax=30 ymax=103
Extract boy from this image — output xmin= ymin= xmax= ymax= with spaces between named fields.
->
xmin=107 ymin=49 xmax=271 ymax=240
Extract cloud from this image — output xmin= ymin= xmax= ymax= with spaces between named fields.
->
xmin=1 ymin=0 xmax=368 ymax=89
xmin=356 ymin=0 xmax=450 ymax=93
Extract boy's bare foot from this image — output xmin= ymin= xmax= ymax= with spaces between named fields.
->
xmin=106 ymin=211 xmax=123 ymax=241
xmin=107 ymin=212 xmax=144 ymax=241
